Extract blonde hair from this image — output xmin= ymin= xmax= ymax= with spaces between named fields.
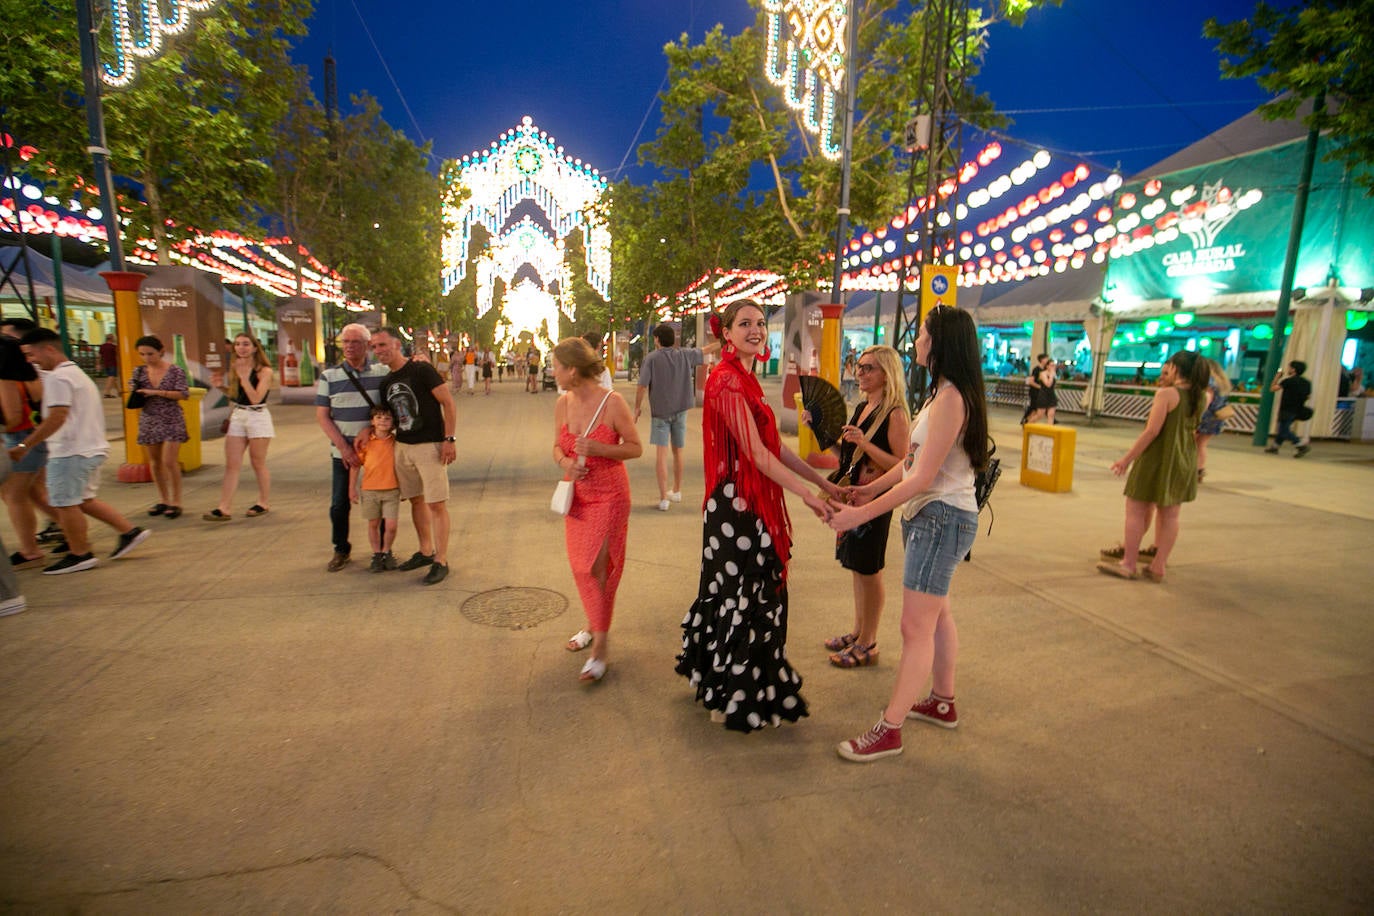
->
xmin=1204 ymin=357 xmax=1232 ymax=396
xmin=861 ymin=345 xmax=910 ymax=423
xmin=228 ymin=333 xmax=271 ymax=400
xmin=552 ymin=336 xmax=603 ymax=381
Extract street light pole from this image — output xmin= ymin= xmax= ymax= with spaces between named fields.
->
xmin=75 ymin=0 xmax=125 ymax=272
xmin=829 ymin=1 xmax=860 ymax=303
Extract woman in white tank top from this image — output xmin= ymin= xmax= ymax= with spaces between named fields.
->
xmin=825 ymin=306 xmax=990 ymax=763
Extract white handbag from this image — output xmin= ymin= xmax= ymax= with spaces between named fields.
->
xmin=551 ymin=390 xmax=614 ymax=516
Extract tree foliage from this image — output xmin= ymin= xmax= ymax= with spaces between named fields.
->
xmin=615 ymin=0 xmax=1060 ymax=301
xmin=1206 ymin=1 xmax=1374 ymax=194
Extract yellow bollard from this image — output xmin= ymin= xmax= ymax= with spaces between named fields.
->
xmin=178 ymin=387 xmax=206 ymax=471
xmin=1019 ymin=422 xmax=1076 ymax=492
xmin=793 ymin=392 xmax=820 ymax=460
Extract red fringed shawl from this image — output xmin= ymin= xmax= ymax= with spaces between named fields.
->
xmin=702 ymin=353 xmax=793 ymax=571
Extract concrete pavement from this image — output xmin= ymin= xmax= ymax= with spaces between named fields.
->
xmin=1 ymin=376 xmax=1371 ymax=912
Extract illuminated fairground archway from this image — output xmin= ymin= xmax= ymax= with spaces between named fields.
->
xmin=442 ymin=116 xmax=609 ymax=339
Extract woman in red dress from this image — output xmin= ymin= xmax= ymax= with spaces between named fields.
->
xmin=675 ymin=299 xmax=842 ymax=731
xmin=551 ymin=337 xmax=642 ymax=682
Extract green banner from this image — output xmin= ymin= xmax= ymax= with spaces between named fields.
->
xmin=1105 ymin=137 xmax=1374 ymax=304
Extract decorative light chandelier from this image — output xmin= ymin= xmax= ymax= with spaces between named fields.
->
xmin=763 ymin=0 xmax=847 ymax=159
xmin=99 ymin=0 xmax=225 ymax=88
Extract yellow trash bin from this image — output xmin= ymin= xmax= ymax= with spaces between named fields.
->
xmin=178 ymin=387 xmax=206 ymax=472
xmin=1020 ymin=422 xmax=1075 ymax=493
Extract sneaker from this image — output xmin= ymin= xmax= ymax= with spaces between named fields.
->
xmin=1295 ymin=444 xmax=1310 ymax=458
xmin=657 ymin=499 xmax=670 ymax=512
xmin=837 ymin=720 xmax=903 ymax=762
xmin=37 ymin=522 xmax=62 ymax=543
xmin=9 ymin=551 xmax=44 ymax=569
xmin=326 ymin=551 xmax=350 ymax=572
xmin=369 ymin=552 xmax=386 ymax=573
xmin=908 ymin=694 xmax=959 ymax=729
xmin=398 ymin=551 xmax=435 ymax=572
xmin=422 ymin=562 xmax=449 ymax=586
xmin=50 ymin=539 xmax=70 ymax=554
xmin=382 ymin=551 xmax=399 ymax=571
xmin=43 ymin=552 xmax=98 ymax=575
xmin=1264 ymin=445 xmax=1279 ymax=454
xmin=667 ymin=490 xmax=682 ymax=503
xmin=0 ymin=595 xmax=25 ymax=617
xmin=109 ymin=527 xmax=150 ymax=560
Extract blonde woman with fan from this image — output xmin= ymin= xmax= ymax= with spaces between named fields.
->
xmin=823 ymin=345 xmax=910 ymax=668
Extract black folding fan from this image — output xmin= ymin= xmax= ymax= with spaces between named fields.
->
xmin=798 ymin=375 xmax=848 ymax=451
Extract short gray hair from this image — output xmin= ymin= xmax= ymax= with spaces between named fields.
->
xmin=339 ymin=323 xmax=371 ymax=342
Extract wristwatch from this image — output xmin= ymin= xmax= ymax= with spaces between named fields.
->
xmin=442 ymin=436 xmax=456 ymax=442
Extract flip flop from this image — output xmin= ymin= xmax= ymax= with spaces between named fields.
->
xmin=1139 ymin=567 xmax=1166 ymax=583
xmin=566 ymin=630 xmax=593 ymax=652
xmin=202 ymin=509 xmax=231 ymax=522
xmin=579 ymin=658 xmax=606 ymax=682
xmin=164 ymin=507 xmax=182 ymax=519
xmin=1095 ymin=561 xmax=1137 ymax=580
xmin=246 ymin=505 xmax=269 ymax=517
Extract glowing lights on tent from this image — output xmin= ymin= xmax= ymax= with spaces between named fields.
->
xmin=100 ymin=0 xmax=225 ymax=88
xmin=763 ymin=0 xmax=847 ymax=159
xmin=442 ymin=116 xmax=610 ymax=315
xmin=1108 ymin=179 xmax=1263 ymax=262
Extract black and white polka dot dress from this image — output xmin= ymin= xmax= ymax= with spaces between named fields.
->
xmin=674 ymin=481 xmax=809 ymax=732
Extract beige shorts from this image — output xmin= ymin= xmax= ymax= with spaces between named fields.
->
xmin=227 ymin=405 xmax=274 ymax=439
xmin=394 ymin=440 xmax=450 ymax=503
xmin=360 ymin=487 xmax=401 ymax=520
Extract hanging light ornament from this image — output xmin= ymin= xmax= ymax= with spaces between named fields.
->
xmin=99 ymin=0 xmax=225 ymax=88
xmin=763 ymin=0 xmax=847 ymax=159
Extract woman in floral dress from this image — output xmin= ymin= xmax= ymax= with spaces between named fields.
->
xmin=131 ymin=335 xmax=189 ymax=518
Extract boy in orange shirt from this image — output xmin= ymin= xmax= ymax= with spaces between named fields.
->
xmin=350 ymin=405 xmax=401 ymax=571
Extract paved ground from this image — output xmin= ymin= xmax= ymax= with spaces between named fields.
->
xmin=1 ymin=377 xmax=1371 ymax=913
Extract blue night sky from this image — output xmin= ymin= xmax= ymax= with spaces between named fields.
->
xmin=290 ymin=0 xmax=1266 ymax=184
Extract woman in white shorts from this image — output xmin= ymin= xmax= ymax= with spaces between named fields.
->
xmin=204 ymin=333 xmax=275 ymax=521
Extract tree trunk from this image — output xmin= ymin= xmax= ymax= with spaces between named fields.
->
xmin=748 ymin=84 xmax=804 ymax=239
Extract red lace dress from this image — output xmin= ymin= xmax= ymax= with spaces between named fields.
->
xmin=674 ymin=353 xmax=808 ymax=732
xmin=558 ymin=422 xmax=631 ymax=632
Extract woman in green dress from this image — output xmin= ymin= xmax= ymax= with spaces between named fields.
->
xmin=1097 ymin=350 xmax=1211 ymax=582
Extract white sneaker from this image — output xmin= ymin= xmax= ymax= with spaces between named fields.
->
xmin=667 ymin=491 xmax=682 ymax=503
xmin=657 ymin=499 xmax=670 ymax=511
xmin=0 ymin=595 xmax=26 ymax=618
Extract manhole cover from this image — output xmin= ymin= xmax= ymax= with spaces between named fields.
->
xmin=461 ymin=587 xmax=568 ymax=629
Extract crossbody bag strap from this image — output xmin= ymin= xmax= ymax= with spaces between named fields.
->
xmin=572 ymin=390 xmax=615 ymax=469
xmin=340 ymin=364 xmax=377 ymax=409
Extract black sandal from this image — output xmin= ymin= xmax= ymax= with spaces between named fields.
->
xmin=164 ymin=506 xmax=182 ymax=519
xmin=246 ymin=504 xmax=269 ymax=517
xmin=147 ymin=503 xmax=167 ymax=516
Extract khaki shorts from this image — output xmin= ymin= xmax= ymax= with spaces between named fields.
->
xmin=394 ymin=440 xmax=450 ymax=503
xmin=360 ymin=487 xmax=401 ymax=520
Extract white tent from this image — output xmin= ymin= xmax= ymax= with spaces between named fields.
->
xmin=0 ymin=246 xmax=114 ymax=307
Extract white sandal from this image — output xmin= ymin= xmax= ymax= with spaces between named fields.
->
xmin=566 ymin=630 xmax=592 ymax=652
xmin=579 ymin=658 xmax=606 ymax=682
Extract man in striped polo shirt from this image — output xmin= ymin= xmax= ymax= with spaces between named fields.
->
xmin=315 ymin=323 xmax=389 ymax=572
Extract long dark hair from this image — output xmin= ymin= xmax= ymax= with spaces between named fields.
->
xmin=1166 ymin=350 xmax=1210 ymax=417
xmin=922 ymin=306 xmax=989 ymax=472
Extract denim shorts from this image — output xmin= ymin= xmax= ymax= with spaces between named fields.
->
xmin=650 ymin=411 xmax=687 ymax=449
xmin=901 ymin=500 xmax=979 ymax=596
xmin=3 ymin=431 xmax=47 ymax=474
xmin=47 ymin=454 xmax=107 ymax=507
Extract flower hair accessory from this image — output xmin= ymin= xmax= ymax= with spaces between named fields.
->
xmin=708 ymin=313 xmax=723 ymax=341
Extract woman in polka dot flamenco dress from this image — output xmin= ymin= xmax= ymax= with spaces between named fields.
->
xmin=674 ymin=299 xmax=844 ymax=732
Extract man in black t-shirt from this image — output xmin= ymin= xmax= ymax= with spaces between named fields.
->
xmin=1266 ymin=360 xmax=1312 ymax=457
xmin=369 ymin=327 xmax=458 ymax=585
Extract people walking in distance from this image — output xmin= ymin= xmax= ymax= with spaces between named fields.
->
xmin=10 ymin=328 xmax=149 ymax=574
xmin=99 ymin=333 xmax=120 ymax=398
xmin=462 ymin=345 xmax=478 ymax=396
xmin=481 ymin=345 xmax=495 ymax=395
xmin=633 ymin=324 xmax=709 ymax=511
xmin=823 ymin=345 xmax=911 ymax=670
xmin=1097 ymin=350 xmax=1211 ymax=583
xmin=368 ymin=327 xmax=458 ymax=586
xmin=130 ymin=336 xmax=189 ymax=519
xmin=351 ymin=405 xmax=403 ymax=573
xmin=1195 ymin=358 xmax=1232 ymax=482
xmin=204 ymin=333 xmax=274 ymax=522
xmin=1021 ymin=353 xmax=1049 ymax=424
xmin=315 ymin=323 xmax=389 ymax=572
xmin=827 ymin=306 xmax=987 ymax=762
xmin=0 ymin=327 xmax=57 ymax=567
xmin=552 ymin=337 xmax=641 ymax=682
xmin=674 ymin=300 xmax=840 ymax=731
xmin=1266 ymin=360 xmax=1312 ymax=457
xmin=525 ymin=346 xmax=541 ymax=393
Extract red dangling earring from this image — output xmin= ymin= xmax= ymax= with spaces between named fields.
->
xmin=759 ymin=343 xmax=771 ymax=362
